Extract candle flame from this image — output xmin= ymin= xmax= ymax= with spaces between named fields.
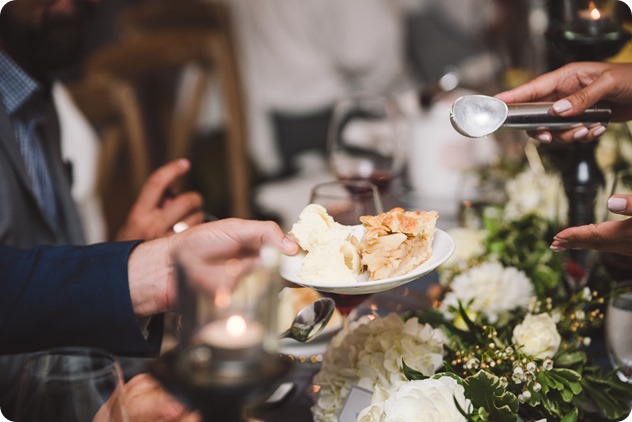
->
xmin=588 ymin=1 xmax=601 ymax=20
xmin=226 ymin=314 xmax=247 ymax=337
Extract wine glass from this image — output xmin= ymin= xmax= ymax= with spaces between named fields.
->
xmin=600 ymin=168 xmax=632 ymax=282
xmin=327 ymin=93 xmax=407 ymax=193
xmin=309 ymin=180 xmax=383 ymax=226
xmin=150 ymin=245 xmax=292 ymax=422
xmin=308 ymin=180 xmax=384 ymax=320
xmin=14 ymin=347 xmax=128 ymax=422
xmin=606 ymin=281 xmax=632 ymax=382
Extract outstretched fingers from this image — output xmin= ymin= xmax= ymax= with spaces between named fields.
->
xmin=551 ymin=220 xmax=632 ymax=256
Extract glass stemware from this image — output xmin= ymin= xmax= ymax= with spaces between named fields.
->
xmin=14 ymin=347 xmax=128 ymax=422
xmin=327 ymin=93 xmax=407 ymax=193
xmin=308 ymin=180 xmax=384 ymax=320
xmin=150 ymin=245 xmax=292 ymax=422
xmin=309 ymin=180 xmax=383 ymax=226
xmin=606 ymin=281 xmax=632 ymax=382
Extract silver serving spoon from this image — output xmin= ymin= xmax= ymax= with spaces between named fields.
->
xmin=278 ymin=297 xmax=336 ymax=343
xmin=450 ymin=94 xmax=612 ymax=138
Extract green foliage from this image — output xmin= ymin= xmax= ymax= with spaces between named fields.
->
xmin=484 ymin=213 xmax=566 ymax=301
xmin=412 ymin=210 xmax=632 ymax=421
xmin=462 ymin=371 xmax=519 ymax=422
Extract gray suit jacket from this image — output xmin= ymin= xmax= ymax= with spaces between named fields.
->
xmin=0 ymin=102 xmax=85 ymax=247
xmin=0 ymin=101 xmax=89 ymax=418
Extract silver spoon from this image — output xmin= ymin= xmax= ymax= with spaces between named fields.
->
xmin=278 ymin=297 xmax=336 ymax=343
xmin=450 ymin=94 xmax=611 ymax=138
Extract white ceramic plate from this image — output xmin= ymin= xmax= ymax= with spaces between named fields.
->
xmin=280 ymin=227 xmax=455 ymax=295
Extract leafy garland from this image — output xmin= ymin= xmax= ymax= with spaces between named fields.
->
xmin=407 ymin=211 xmax=632 ymax=421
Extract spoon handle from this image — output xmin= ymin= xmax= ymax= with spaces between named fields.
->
xmin=504 ymin=103 xmax=611 ymax=131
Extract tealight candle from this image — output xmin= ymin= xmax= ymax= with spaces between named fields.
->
xmin=198 ymin=314 xmax=265 ymax=350
xmin=573 ymin=1 xmax=616 ymax=35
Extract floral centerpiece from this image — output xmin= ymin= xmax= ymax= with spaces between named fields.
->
xmin=311 ymin=163 xmax=632 ymax=421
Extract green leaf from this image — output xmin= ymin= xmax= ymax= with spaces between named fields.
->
xmin=581 ymin=374 xmax=632 ymax=420
xmin=552 ymin=369 xmax=582 ymax=395
xmin=463 ymin=370 xmax=519 ymax=422
xmin=560 ymin=408 xmax=578 ymax=422
xmin=554 ymin=351 xmax=587 ymax=367
xmin=553 ymin=368 xmax=582 ymax=382
xmin=402 ymin=359 xmax=427 ymax=381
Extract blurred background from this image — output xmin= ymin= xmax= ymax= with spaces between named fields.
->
xmin=54 ymin=0 xmax=632 ymax=240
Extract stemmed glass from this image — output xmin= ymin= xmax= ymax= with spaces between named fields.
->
xmin=606 ymin=281 xmax=632 ymax=382
xmin=327 ymin=93 xmax=407 ymax=193
xmin=14 ymin=347 xmax=128 ymax=422
xmin=150 ymin=245 xmax=291 ymax=422
xmin=308 ymin=180 xmax=383 ymax=320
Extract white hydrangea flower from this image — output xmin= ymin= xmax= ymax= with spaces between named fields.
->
xmin=440 ymin=262 xmax=535 ymax=324
xmin=357 ymin=377 xmax=471 ymax=422
xmin=504 ymin=169 xmax=568 ymax=224
xmin=513 ymin=313 xmax=561 ymax=360
xmin=311 ymin=313 xmax=446 ymax=422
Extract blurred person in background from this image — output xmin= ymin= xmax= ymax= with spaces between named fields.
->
xmin=0 ymin=0 xmax=206 ymax=418
xmin=226 ymin=0 xmax=408 ymax=178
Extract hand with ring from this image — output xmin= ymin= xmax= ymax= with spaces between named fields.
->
xmin=116 ymin=159 xmax=205 ymax=241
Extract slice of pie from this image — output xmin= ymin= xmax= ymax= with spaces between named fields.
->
xmin=359 ymin=207 xmax=438 ymax=280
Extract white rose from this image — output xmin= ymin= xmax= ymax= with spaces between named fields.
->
xmin=358 ymin=377 xmax=470 ymax=422
xmin=512 ymin=313 xmax=561 ymax=360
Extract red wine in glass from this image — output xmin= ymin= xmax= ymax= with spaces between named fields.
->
xmin=319 ymin=292 xmax=372 ymax=317
xmin=339 ymin=170 xmax=394 ymax=192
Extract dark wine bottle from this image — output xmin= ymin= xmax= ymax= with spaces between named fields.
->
xmin=562 ymin=141 xmax=605 ymax=227
xmin=561 ymin=141 xmax=605 ymax=292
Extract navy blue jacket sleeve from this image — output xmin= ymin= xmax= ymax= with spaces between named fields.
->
xmin=0 ymin=241 xmax=162 ymax=356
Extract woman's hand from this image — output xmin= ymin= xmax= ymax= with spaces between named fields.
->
xmin=550 ymin=194 xmax=632 ymax=256
xmin=495 ymin=62 xmax=632 ymax=143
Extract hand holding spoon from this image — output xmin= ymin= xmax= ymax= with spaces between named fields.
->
xmin=450 ymin=95 xmax=611 ymax=138
xmin=278 ymin=297 xmax=336 ymax=343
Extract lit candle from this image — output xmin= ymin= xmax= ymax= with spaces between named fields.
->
xmin=574 ymin=1 xmax=616 ymax=35
xmin=198 ymin=314 xmax=265 ymax=350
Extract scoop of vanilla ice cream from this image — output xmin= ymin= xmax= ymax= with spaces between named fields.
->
xmin=289 ymin=204 xmax=353 ymax=251
xmin=300 ymin=239 xmax=361 ymax=284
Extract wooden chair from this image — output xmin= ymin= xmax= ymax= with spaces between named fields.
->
xmin=68 ymin=0 xmax=251 ymax=239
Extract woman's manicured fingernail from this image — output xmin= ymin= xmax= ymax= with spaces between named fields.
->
xmin=593 ymin=125 xmax=607 ymax=138
xmin=553 ymin=236 xmax=568 ymax=243
xmin=573 ymin=127 xmax=589 ymax=139
xmin=536 ymin=133 xmax=552 ymax=143
xmin=608 ymin=197 xmax=627 ymax=212
xmin=550 ymin=245 xmax=566 ymax=252
xmin=552 ymin=99 xmax=572 ymax=113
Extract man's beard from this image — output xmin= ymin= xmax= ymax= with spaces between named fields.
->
xmin=0 ymin=1 xmax=97 ymax=80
